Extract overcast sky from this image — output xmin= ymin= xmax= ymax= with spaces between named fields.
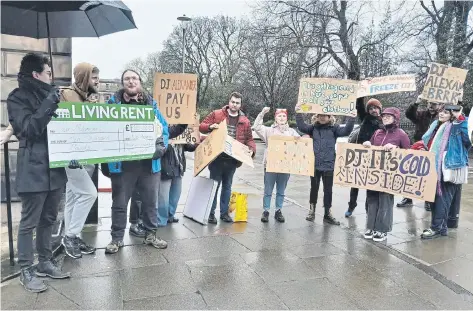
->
xmin=72 ymin=0 xmax=253 ymax=79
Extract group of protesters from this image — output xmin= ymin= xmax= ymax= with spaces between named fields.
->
xmin=1 ymin=52 xmax=471 ymax=293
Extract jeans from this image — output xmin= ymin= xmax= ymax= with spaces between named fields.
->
xmin=432 ymin=181 xmax=462 ymax=234
xmin=129 ymin=189 xmax=142 ymax=225
xmin=310 ymin=170 xmax=334 ymax=216
xmin=64 ymin=165 xmax=97 ymax=237
xmin=17 ymin=188 xmax=63 ymax=268
xmin=366 ymin=190 xmax=394 ymax=232
xmin=263 ymin=171 xmax=290 ymax=210
xmin=110 ymin=161 xmax=160 ymax=241
xmin=209 ymin=156 xmax=238 ymax=217
xmin=157 ymin=176 xmax=183 ymax=226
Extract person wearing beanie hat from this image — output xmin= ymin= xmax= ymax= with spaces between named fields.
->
xmin=252 ymin=107 xmax=300 ymax=223
xmin=295 ymin=102 xmax=356 ymax=225
xmin=344 ymin=97 xmax=383 ymax=218
xmin=398 ymin=95 xmax=440 ymax=210
xmin=362 ymin=107 xmax=410 ymax=242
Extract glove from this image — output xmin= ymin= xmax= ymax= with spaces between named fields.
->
xmin=68 ymin=160 xmax=83 ymax=169
xmin=47 ymin=87 xmax=61 ymax=105
xmin=152 ymin=137 xmax=166 ymax=160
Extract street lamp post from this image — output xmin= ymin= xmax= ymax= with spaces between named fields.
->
xmin=177 ymin=14 xmax=192 ymax=73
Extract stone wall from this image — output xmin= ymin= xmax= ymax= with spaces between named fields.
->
xmin=1 ymin=35 xmax=72 ymax=200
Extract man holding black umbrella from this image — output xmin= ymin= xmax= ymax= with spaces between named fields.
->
xmin=7 ymin=53 xmax=70 ymax=293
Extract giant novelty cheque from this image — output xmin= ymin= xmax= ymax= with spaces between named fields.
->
xmin=334 ymin=143 xmax=438 ymax=202
xmin=47 ymin=102 xmax=162 ymax=168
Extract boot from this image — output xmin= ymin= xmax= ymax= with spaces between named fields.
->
xmin=424 ymin=202 xmax=432 ymax=211
xmin=397 ymin=198 xmax=413 ymax=208
xmin=306 ymin=203 xmax=315 ymax=221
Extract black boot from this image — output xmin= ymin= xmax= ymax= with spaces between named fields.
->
xmin=36 ymin=260 xmax=71 ymax=279
xmin=274 ymin=210 xmax=285 ymax=223
xmin=424 ymin=202 xmax=432 ymax=211
xmin=20 ymin=266 xmax=48 ymax=293
xmin=397 ymin=198 xmax=413 ymax=208
xmin=306 ymin=203 xmax=315 ymax=221
xmin=208 ymin=213 xmax=217 ymax=224
xmin=261 ymin=210 xmax=269 ymax=223
xmin=324 ymin=210 xmax=341 ymax=226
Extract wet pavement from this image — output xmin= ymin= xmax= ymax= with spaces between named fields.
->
xmin=2 ymin=141 xmax=473 ymax=310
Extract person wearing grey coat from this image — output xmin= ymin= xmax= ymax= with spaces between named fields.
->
xmin=295 ymin=106 xmax=355 ymax=225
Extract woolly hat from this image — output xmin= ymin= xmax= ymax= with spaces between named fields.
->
xmin=381 ymin=107 xmax=401 ymax=125
xmin=366 ymin=98 xmax=382 ymax=111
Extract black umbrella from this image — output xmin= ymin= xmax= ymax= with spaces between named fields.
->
xmin=1 ymin=0 xmax=137 ymax=80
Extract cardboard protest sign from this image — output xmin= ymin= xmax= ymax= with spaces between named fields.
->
xmin=357 ymin=75 xmax=416 ymax=98
xmin=224 ymin=136 xmax=254 ymax=168
xmin=334 ymin=143 xmax=437 ymax=201
xmin=171 ymin=114 xmax=200 ymax=145
xmin=297 ymin=78 xmax=358 ymax=117
xmin=154 ymin=73 xmax=197 ymax=124
xmin=194 ymin=120 xmax=228 ymax=176
xmin=266 ymin=136 xmax=314 ymax=176
xmin=194 ymin=120 xmax=255 ymax=176
xmin=420 ymin=63 xmax=468 ymax=104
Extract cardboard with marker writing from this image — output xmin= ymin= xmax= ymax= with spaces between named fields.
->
xmin=154 ymin=73 xmax=197 ymax=124
xmin=297 ymin=78 xmax=358 ymax=117
xmin=420 ymin=63 xmax=468 ymax=104
xmin=357 ymin=75 xmax=416 ymax=98
xmin=194 ymin=120 xmax=228 ymax=176
xmin=334 ymin=143 xmax=437 ymax=201
xmin=224 ymin=136 xmax=254 ymax=168
xmin=171 ymin=114 xmax=200 ymax=145
xmin=266 ymin=136 xmax=314 ymax=176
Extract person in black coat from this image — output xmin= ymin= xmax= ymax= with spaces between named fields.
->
xmin=344 ymin=98 xmax=383 ymax=217
xmin=7 ymin=53 xmax=70 ymax=293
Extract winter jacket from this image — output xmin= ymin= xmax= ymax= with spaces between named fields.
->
xmin=106 ymin=89 xmax=169 ymax=174
xmin=7 ymin=75 xmax=67 ymax=193
xmin=60 ymin=63 xmax=98 ymax=103
xmin=161 ymin=124 xmax=196 ymax=179
xmin=422 ymin=118 xmax=471 ymax=169
xmin=355 ymin=97 xmax=382 ymax=144
xmin=370 ymin=107 xmax=410 ymax=149
xmin=406 ymin=102 xmax=438 ymax=141
xmin=252 ymin=111 xmax=300 ymax=165
xmin=200 ymin=105 xmax=256 ymax=155
xmin=296 ymin=114 xmax=355 ymax=171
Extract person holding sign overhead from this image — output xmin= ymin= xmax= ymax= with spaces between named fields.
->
xmin=420 ymin=105 xmax=471 ymax=239
xmin=199 ymin=92 xmax=256 ymax=224
xmin=362 ymin=107 xmax=410 ymax=242
xmin=295 ymin=103 xmax=355 ymax=225
xmin=253 ymin=107 xmax=300 ymax=223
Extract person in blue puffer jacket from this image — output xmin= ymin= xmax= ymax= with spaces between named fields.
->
xmin=104 ymin=69 xmax=169 ymax=254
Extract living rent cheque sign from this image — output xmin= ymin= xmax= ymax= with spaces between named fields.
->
xmin=48 ymin=102 xmax=162 ymax=168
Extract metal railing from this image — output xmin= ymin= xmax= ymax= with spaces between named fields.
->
xmin=2 ymin=140 xmax=16 ymax=266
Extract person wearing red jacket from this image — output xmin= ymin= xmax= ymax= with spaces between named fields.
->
xmin=199 ymin=92 xmax=256 ymax=223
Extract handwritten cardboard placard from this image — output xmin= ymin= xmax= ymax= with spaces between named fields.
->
xmin=48 ymin=102 xmax=162 ymax=168
xmin=266 ymin=136 xmax=314 ymax=176
xmin=334 ymin=143 xmax=437 ymax=201
xmin=420 ymin=63 xmax=468 ymax=104
xmin=357 ymin=75 xmax=416 ymax=98
xmin=297 ymin=78 xmax=358 ymax=117
xmin=171 ymin=114 xmax=200 ymax=145
xmin=194 ymin=120 xmax=228 ymax=176
xmin=154 ymin=73 xmax=197 ymax=124
xmin=224 ymin=136 xmax=254 ymax=168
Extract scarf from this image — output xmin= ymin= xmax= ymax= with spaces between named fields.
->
xmin=273 ymin=123 xmax=289 ymax=133
xmin=428 ymin=121 xmax=452 ymax=194
xmin=18 ymin=74 xmax=53 ymax=99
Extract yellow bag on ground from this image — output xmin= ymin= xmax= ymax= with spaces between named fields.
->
xmin=230 ymin=192 xmax=248 ymax=222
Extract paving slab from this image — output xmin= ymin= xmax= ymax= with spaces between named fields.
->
xmin=123 ymin=293 xmax=207 ymax=310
